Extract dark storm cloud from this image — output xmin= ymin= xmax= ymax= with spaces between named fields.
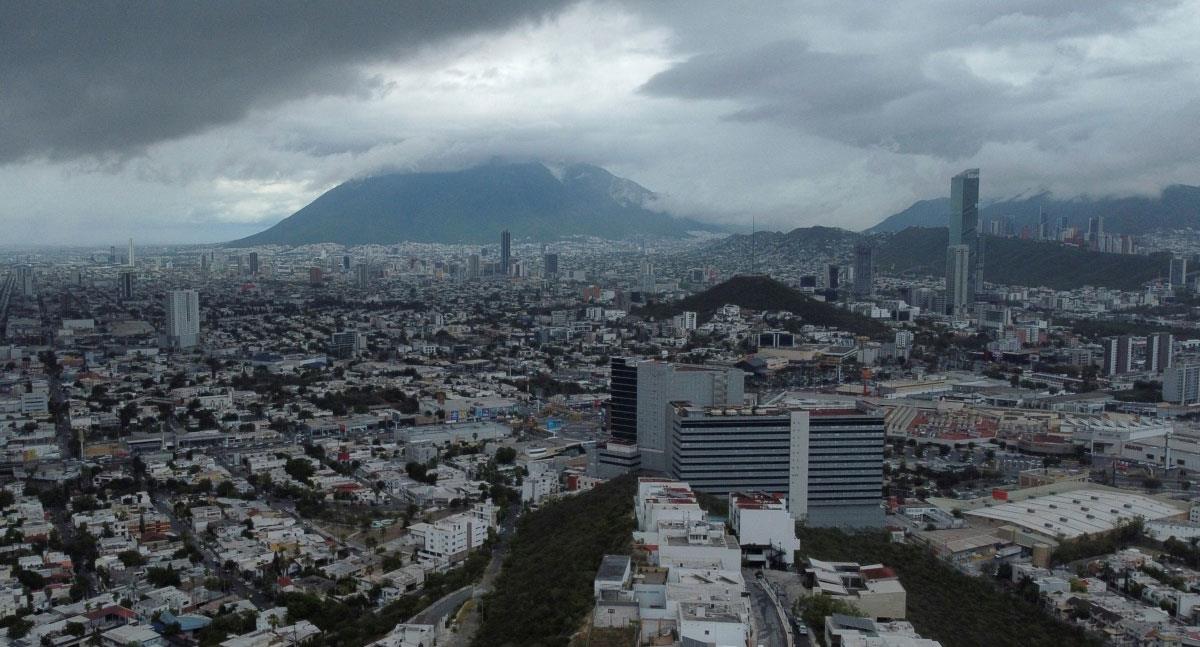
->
xmin=0 ymin=0 xmax=572 ymax=163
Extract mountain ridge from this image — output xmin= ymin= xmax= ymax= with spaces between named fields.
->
xmin=230 ymin=161 xmax=720 ymax=246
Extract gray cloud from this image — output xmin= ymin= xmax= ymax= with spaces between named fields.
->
xmin=0 ymin=1 xmax=572 ymax=163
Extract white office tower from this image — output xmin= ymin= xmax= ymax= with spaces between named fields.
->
xmin=636 ymin=361 xmax=744 ymax=472
xmin=128 ymin=238 xmax=135 ymax=267
xmin=164 ymin=289 xmax=200 ymax=349
xmin=789 ymin=407 xmax=886 ymax=528
xmin=1164 ymin=365 xmax=1200 ymax=405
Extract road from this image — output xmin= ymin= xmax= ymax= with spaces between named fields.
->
xmin=409 ymin=584 xmax=475 ymax=625
xmin=746 ymin=572 xmax=787 ymax=647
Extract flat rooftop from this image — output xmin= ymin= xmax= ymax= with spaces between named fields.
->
xmin=966 ymin=489 xmax=1184 ymax=539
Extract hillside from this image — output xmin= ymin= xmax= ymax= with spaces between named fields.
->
xmin=701 ymin=225 xmax=860 ymax=259
xmin=641 ymin=274 xmax=890 ymax=338
xmin=868 ymin=184 xmax=1200 ymax=235
xmin=875 ymin=227 xmax=1169 ymax=291
xmin=230 ymin=162 xmax=718 ymax=246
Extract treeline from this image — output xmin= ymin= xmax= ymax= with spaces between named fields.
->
xmin=1051 ymin=520 xmax=1144 ymax=565
xmin=472 ymin=474 xmax=637 ymax=647
xmin=797 ymin=527 xmax=1102 ymax=647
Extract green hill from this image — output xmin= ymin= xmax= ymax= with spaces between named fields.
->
xmin=875 ymin=227 xmax=1169 ymax=291
xmin=641 ymin=274 xmax=890 ymax=338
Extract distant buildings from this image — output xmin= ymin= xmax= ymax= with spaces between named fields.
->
xmin=853 ymin=241 xmax=875 ymax=298
xmin=499 ymin=230 xmax=511 ymax=276
xmin=119 ymin=270 xmax=134 ymax=299
xmin=543 ymin=252 xmax=558 ymax=277
xmin=945 ymin=245 xmax=970 ymax=315
xmin=1148 ymin=332 xmax=1173 ymax=374
xmin=1101 ymin=336 xmax=1133 ymax=376
xmin=1170 ymin=256 xmax=1189 ymax=293
xmin=164 ymin=289 xmax=200 ymax=349
xmin=946 ymin=168 xmax=982 ymax=311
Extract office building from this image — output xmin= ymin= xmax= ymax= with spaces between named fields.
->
xmin=1164 ymin=365 xmax=1200 ymax=405
xmin=543 ymin=252 xmax=558 ymax=277
xmin=947 ymin=168 xmax=982 ymax=304
xmin=1088 ymin=216 xmax=1104 ymax=249
xmin=667 ymin=404 xmax=885 ymax=529
xmin=608 ymin=357 xmax=639 ymax=444
xmin=467 ymin=254 xmax=481 ymax=280
xmin=639 ymin=259 xmax=655 ymax=294
xmin=1148 ymin=333 xmax=1174 ymax=374
xmin=827 ymin=264 xmax=841 ymax=290
xmin=636 ymin=361 xmax=744 ymax=472
xmin=328 ymin=331 xmax=365 ymax=359
xmin=790 ymin=407 xmax=886 ymax=528
xmin=164 ymin=289 xmax=200 ymax=349
xmin=853 ymin=241 xmax=875 ymax=298
xmin=668 ymin=404 xmax=797 ymax=494
xmin=1037 ymin=209 xmax=1051 ymax=241
xmin=119 ymin=271 xmax=134 ymax=299
xmin=14 ymin=265 xmax=34 ymax=297
xmin=499 ymin=230 xmax=511 ymax=276
xmin=341 ymin=255 xmax=351 ymax=271
xmin=1171 ymin=257 xmax=1189 ymax=293
xmin=945 ymin=245 xmax=970 ymax=315
xmin=248 ymin=252 xmax=260 ymax=275
xmin=127 ymin=238 xmax=135 ymax=267
xmin=355 ymin=264 xmax=370 ymax=290
xmin=1101 ymin=336 xmax=1134 ymax=376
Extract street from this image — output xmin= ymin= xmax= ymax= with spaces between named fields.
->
xmin=745 ymin=570 xmax=788 ymax=647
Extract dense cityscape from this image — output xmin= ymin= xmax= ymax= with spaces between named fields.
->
xmin=6 ymin=3 xmax=1200 ymax=647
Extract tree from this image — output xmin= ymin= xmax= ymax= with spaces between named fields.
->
xmin=495 ymin=447 xmax=517 ymax=464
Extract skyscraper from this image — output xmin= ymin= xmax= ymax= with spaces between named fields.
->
xmin=248 ymin=252 xmax=260 ymax=275
xmin=826 ymin=264 xmax=840 ymax=291
xmin=852 ymin=241 xmax=874 ymax=298
xmin=355 ymin=264 xmax=370 ymax=289
xmin=119 ymin=271 xmax=134 ymax=299
xmin=467 ymin=254 xmax=481 ymax=280
xmin=945 ymin=244 xmax=970 ymax=315
xmin=1087 ymin=216 xmax=1104 ymax=250
xmin=947 ymin=168 xmax=981 ymax=305
xmin=1170 ymin=256 xmax=1188 ymax=293
xmin=608 ymin=357 xmax=639 ymax=444
xmin=543 ymin=252 xmax=559 ymax=277
xmin=639 ymin=259 xmax=655 ymax=294
xmin=1148 ymin=332 xmax=1174 ymax=374
xmin=128 ymin=238 xmax=135 ymax=267
xmin=1101 ymin=336 xmax=1133 ymax=376
xmin=499 ymin=230 xmax=512 ymax=276
xmin=164 ymin=289 xmax=200 ymax=349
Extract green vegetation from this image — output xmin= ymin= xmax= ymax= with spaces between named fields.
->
xmin=797 ymin=526 xmax=1102 ymax=647
xmin=1051 ymin=520 xmax=1144 ymax=565
xmin=640 ymin=275 xmax=890 ymax=339
xmin=473 ymin=474 xmax=637 ymax=647
xmin=795 ymin=593 xmax=864 ymax=641
xmin=875 ymin=227 xmax=1168 ymax=291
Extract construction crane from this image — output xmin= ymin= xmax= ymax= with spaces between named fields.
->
xmin=861 ymin=367 xmax=873 ymax=396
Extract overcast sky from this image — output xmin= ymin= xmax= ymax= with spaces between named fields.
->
xmin=3 ymin=0 xmax=1199 ymax=245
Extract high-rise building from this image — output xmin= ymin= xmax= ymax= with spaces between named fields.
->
xmin=1164 ymin=364 xmax=1200 ymax=405
xmin=1148 ymin=333 xmax=1174 ymax=374
xmin=467 ymin=254 xmax=481 ymax=280
xmin=608 ymin=357 xmax=639 ymax=444
xmin=328 ymin=331 xmax=364 ymax=359
xmin=248 ymin=252 xmax=260 ymax=275
xmin=1087 ymin=216 xmax=1104 ymax=250
xmin=852 ymin=242 xmax=874 ymax=298
xmin=826 ymin=264 xmax=840 ymax=291
xmin=666 ymin=403 xmax=885 ymax=529
xmin=636 ymin=361 xmax=744 ymax=472
xmin=543 ymin=253 xmax=559 ymax=277
xmin=790 ymin=407 xmax=886 ymax=528
xmin=355 ymin=264 xmax=370 ymax=290
xmin=1170 ymin=257 xmax=1189 ymax=293
xmin=499 ymin=230 xmax=512 ymax=276
xmin=639 ymin=260 xmax=656 ymax=294
xmin=164 ymin=289 xmax=200 ymax=349
xmin=309 ymin=267 xmax=323 ymax=285
xmin=1101 ymin=336 xmax=1133 ymax=376
xmin=947 ymin=168 xmax=982 ymax=304
xmin=1037 ymin=209 xmax=1051 ymax=241
xmin=945 ymin=244 xmax=970 ymax=315
xmin=119 ymin=271 xmax=134 ymax=299
xmin=342 ymin=255 xmax=351 ymax=271
xmin=14 ymin=265 xmax=35 ymax=297
xmin=128 ymin=238 xmax=135 ymax=267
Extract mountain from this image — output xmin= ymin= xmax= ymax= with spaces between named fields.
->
xmin=874 ymin=227 xmax=1170 ymax=291
xmin=639 ymin=274 xmax=890 ymax=339
xmin=701 ymin=226 xmax=860 ymax=259
xmin=868 ymin=185 xmax=1200 ymax=235
xmin=230 ymin=162 xmax=719 ymax=246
